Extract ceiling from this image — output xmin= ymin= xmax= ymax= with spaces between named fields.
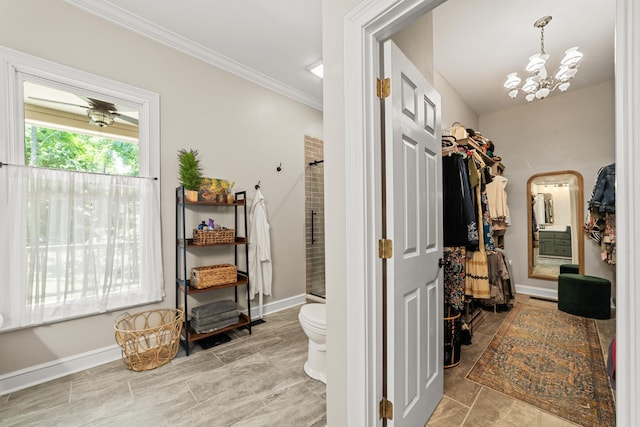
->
xmin=66 ymin=0 xmax=615 ymax=116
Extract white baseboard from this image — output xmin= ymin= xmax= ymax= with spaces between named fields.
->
xmin=515 ymin=284 xmax=558 ymax=301
xmin=0 ymin=344 xmax=121 ymax=395
xmin=1 ymin=295 xmax=308 ymax=395
xmin=247 ymin=293 xmax=307 ymax=319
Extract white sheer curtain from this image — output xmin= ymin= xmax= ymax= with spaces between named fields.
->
xmin=0 ymin=165 xmax=162 ymax=331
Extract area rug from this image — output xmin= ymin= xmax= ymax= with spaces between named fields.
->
xmin=466 ymin=302 xmax=616 ymax=426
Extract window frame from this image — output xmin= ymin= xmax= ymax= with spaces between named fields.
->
xmin=0 ymin=46 xmax=162 ymax=330
xmin=0 ymin=46 xmax=160 ymax=179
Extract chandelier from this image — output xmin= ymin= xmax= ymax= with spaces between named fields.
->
xmin=504 ymin=16 xmax=583 ymax=102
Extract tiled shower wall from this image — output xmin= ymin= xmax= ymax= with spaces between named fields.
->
xmin=305 ymin=135 xmax=325 ymax=298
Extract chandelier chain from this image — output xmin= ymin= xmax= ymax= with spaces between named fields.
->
xmin=540 ymin=27 xmax=545 ymax=55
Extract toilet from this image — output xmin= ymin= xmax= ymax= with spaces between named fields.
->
xmin=298 ymin=303 xmax=327 ymax=383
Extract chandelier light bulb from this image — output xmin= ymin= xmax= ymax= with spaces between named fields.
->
xmin=561 ymin=47 xmax=583 ymax=67
xmin=504 ymin=16 xmax=583 ymax=102
xmin=504 ymin=72 xmax=521 ymax=89
xmin=535 ymin=87 xmax=550 ymax=99
xmin=522 ymin=77 xmax=538 ymax=93
xmin=525 ymin=53 xmax=549 ymax=72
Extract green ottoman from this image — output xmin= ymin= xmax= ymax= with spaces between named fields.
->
xmin=557 ymin=273 xmax=611 ymax=319
xmin=559 ymin=264 xmax=579 ymax=274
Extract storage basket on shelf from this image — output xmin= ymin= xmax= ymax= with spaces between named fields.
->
xmin=192 ymin=228 xmax=235 ymax=245
xmin=114 ymin=308 xmax=184 ymax=372
xmin=191 ymin=263 xmax=238 ymax=289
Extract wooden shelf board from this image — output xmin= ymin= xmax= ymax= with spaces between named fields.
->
xmin=183 ymin=199 xmax=245 ymax=207
xmin=177 ymin=274 xmax=249 ymax=295
xmin=182 ymin=313 xmax=250 ymax=343
xmin=177 ymin=237 xmax=247 ymax=247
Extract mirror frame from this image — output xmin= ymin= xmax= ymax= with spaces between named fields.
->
xmin=527 ymin=170 xmax=585 ymax=280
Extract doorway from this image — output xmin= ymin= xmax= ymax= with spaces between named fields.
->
xmin=338 ymin=0 xmax=638 ymax=424
xmin=305 ymin=135 xmax=326 ymax=299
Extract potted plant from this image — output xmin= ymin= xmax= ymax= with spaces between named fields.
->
xmin=178 ymin=148 xmax=203 ymax=202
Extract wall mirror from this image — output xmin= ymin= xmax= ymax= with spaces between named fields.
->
xmin=527 ymin=170 xmax=584 ymax=280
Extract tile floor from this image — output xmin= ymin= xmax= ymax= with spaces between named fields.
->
xmin=427 ymin=295 xmax=616 ymax=427
xmin=0 ymin=307 xmax=326 ymax=427
xmin=0 ymin=295 xmax=615 ymax=427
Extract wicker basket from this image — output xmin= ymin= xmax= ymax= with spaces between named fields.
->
xmin=192 ymin=228 xmax=235 ymax=245
xmin=191 ymin=263 xmax=238 ymax=289
xmin=114 ymin=309 xmax=184 ymax=372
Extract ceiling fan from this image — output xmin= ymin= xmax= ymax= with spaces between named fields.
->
xmin=28 ymin=95 xmax=139 ymax=128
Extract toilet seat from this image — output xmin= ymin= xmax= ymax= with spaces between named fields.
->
xmin=300 ymin=303 xmax=326 ymax=330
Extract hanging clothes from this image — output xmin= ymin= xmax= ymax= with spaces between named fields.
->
xmin=443 ymin=246 xmax=466 ymax=311
xmin=465 ymin=162 xmax=491 ymax=299
xmin=485 ymin=175 xmax=510 ymax=230
xmin=442 ymin=154 xmax=478 ymax=249
xmin=248 ymin=188 xmax=272 ymax=299
xmin=585 ymin=164 xmax=616 ymax=265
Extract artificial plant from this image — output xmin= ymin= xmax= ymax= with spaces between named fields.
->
xmin=178 ymin=148 xmax=203 ymax=190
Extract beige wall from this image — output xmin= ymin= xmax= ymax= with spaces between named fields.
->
xmin=480 ymin=80 xmax=616 ymax=293
xmin=392 ymin=12 xmax=435 ymax=83
xmin=0 ymin=0 xmax=322 ymax=374
xmin=434 ymin=70 xmax=479 ymax=131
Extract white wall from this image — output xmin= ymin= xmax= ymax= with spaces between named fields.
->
xmin=480 ymin=80 xmax=616 ymax=294
xmin=0 ymin=0 xmax=322 ymax=375
xmin=434 ymin=70 xmax=479 ymax=131
xmin=322 ymin=0 xmax=357 ymax=422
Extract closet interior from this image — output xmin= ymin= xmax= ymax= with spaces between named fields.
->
xmin=442 ymin=124 xmax=515 ymax=368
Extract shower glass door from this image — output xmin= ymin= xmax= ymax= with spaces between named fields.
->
xmin=305 ymin=136 xmax=325 ymax=298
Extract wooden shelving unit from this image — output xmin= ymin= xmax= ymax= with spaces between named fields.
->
xmin=175 ymin=187 xmax=251 ymax=355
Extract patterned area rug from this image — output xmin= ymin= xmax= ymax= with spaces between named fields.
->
xmin=467 ymin=302 xmax=616 ymax=426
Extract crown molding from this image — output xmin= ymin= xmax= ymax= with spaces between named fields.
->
xmin=64 ymin=0 xmax=322 ymax=111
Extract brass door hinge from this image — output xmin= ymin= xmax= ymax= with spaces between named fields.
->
xmin=379 ymin=239 xmax=393 ymax=259
xmin=377 ymin=78 xmax=390 ymax=99
xmin=379 ymin=397 xmax=394 ymax=420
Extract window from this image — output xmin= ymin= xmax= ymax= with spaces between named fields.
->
xmin=0 ymin=46 xmax=161 ymax=331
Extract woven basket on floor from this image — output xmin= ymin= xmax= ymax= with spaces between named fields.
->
xmin=192 ymin=228 xmax=235 ymax=245
xmin=191 ymin=263 xmax=238 ymax=289
xmin=114 ymin=308 xmax=184 ymax=372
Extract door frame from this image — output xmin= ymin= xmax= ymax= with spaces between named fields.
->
xmin=342 ymin=0 xmax=639 ymax=425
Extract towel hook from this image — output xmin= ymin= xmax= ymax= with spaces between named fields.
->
xmin=276 ymin=163 xmax=282 ymax=172
xmin=255 ymin=180 xmax=261 ymax=189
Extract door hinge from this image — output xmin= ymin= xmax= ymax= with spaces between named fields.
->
xmin=378 ymin=239 xmax=393 ymax=259
xmin=377 ymin=78 xmax=391 ymax=99
xmin=379 ymin=397 xmax=394 ymax=420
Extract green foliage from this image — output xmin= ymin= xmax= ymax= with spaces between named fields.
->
xmin=24 ymin=125 xmax=139 ymax=176
xmin=177 ymin=148 xmax=203 ymax=190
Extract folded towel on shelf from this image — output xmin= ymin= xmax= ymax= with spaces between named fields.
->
xmin=192 ymin=308 xmax=240 ymax=325
xmin=191 ymin=300 xmax=237 ymax=319
xmin=192 ymin=316 xmax=240 ymax=334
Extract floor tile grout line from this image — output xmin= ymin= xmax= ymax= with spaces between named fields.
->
xmin=459 ymin=385 xmax=484 ymax=426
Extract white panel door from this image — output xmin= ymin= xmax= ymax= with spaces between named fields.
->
xmin=383 ymin=40 xmax=443 ymax=427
